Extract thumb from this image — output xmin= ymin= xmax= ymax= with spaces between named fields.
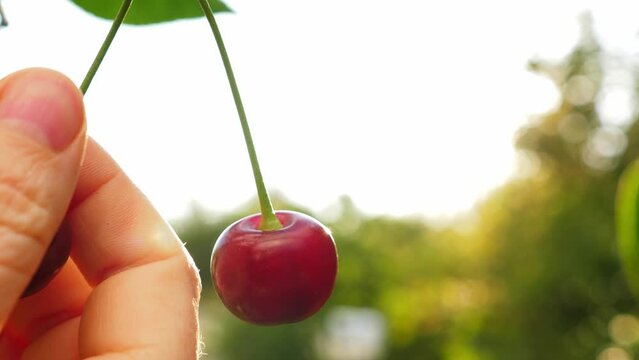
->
xmin=0 ymin=68 xmax=86 ymax=327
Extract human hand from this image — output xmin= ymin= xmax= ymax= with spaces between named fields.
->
xmin=0 ymin=69 xmax=202 ymax=359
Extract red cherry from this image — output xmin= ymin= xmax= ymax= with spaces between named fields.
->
xmin=211 ymin=210 xmax=338 ymax=325
xmin=21 ymin=224 xmax=71 ymax=298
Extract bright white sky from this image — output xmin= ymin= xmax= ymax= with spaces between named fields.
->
xmin=1 ymin=0 xmax=638 ymax=222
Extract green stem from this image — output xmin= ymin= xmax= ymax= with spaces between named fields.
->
xmin=80 ymin=0 xmax=132 ymax=95
xmin=197 ymin=0 xmax=282 ymax=231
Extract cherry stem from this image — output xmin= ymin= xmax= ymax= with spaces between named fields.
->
xmin=197 ymin=0 xmax=283 ymax=231
xmin=80 ymin=0 xmax=132 ymax=95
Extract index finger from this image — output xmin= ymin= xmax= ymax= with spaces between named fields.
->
xmin=69 ymin=139 xmax=202 ymax=359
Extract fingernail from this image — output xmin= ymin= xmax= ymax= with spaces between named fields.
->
xmin=0 ymin=70 xmax=84 ymax=151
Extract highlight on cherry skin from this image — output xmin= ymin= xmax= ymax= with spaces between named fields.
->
xmin=21 ymin=224 xmax=72 ymax=298
xmin=211 ymin=210 xmax=338 ymax=325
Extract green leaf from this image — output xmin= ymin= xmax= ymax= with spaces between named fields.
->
xmin=70 ymin=0 xmax=231 ymax=25
xmin=616 ymin=159 xmax=639 ymax=298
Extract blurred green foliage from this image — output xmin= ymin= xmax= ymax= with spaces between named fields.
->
xmin=172 ymin=15 xmax=639 ymax=360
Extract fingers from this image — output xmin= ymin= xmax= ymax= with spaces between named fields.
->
xmin=69 ymin=140 xmax=202 ymax=359
xmin=68 ymin=139 xmax=183 ymax=285
xmin=4 ymin=259 xmax=90 ymax=345
xmin=0 ymin=69 xmax=86 ymax=327
xmin=21 ymin=316 xmax=81 ymax=360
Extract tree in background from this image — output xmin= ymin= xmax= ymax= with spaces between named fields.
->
xmin=472 ymin=13 xmax=638 ymax=359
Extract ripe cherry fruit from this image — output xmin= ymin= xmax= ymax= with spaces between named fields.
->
xmin=211 ymin=211 xmax=337 ymax=325
xmin=198 ymin=1 xmax=338 ymax=325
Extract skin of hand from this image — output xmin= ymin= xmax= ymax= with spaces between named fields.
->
xmin=0 ymin=68 xmax=203 ymax=359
